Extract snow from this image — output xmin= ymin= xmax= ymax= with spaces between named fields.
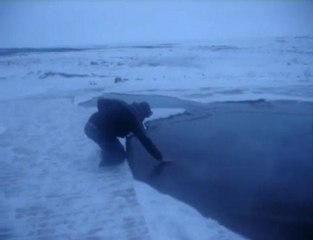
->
xmin=0 ymin=123 xmax=7 ymax=135
xmin=0 ymin=98 xmax=150 ymax=239
xmin=1 ymin=36 xmax=312 ymax=103
xmin=135 ymin=181 xmax=245 ymax=240
xmin=146 ymin=108 xmax=186 ymax=122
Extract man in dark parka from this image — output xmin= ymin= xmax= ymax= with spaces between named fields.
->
xmin=84 ymin=98 xmax=163 ymax=165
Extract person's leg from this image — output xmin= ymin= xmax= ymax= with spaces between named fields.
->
xmin=84 ymin=121 xmax=102 ymax=142
xmin=98 ymin=138 xmax=126 ymax=166
xmin=84 ymin=120 xmax=126 ymax=166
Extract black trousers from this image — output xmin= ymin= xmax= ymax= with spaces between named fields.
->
xmin=84 ymin=121 xmax=126 ymax=164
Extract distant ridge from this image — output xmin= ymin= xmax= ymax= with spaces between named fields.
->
xmin=0 ymin=44 xmax=176 ymax=56
xmin=0 ymin=47 xmax=91 ymax=56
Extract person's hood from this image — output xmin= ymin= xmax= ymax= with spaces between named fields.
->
xmin=130 ymin=102 xmax=152 ymax=121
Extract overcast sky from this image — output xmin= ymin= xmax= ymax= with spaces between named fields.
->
xmin=0 ymin=0 xmax=312 ymax=47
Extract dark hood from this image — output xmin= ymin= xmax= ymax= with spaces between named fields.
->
xmin=130 ymin=102 xmax=152 ymax=122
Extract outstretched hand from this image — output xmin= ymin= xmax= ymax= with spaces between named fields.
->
xmin=150 ymin=157 xmax=174 ymax=176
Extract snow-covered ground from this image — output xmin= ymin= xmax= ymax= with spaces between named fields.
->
xmin=0 ymin=36 xmax=312 ymax=103
xmin=134 ymin=181 xmax=244 ymax=240
xmin=0 ymin=97 xmax=151 ymax=240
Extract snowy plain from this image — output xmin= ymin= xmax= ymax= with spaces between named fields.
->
xmin=1 ymin=0 xmax=312 ymax=239
xmin=1 ymin=36 xmax=312 ymax=103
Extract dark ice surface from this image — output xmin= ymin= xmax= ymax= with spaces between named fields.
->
xmin=83 ymin=94 xmax=313 ymax=240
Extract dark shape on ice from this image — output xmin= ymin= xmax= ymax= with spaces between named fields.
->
xmin=114 ymin=77 xmax=128 ymax=83
xmin=39 ymin=71 xmax=90 ymax=79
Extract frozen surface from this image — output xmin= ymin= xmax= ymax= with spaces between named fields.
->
xmin=134 ymin=181 xmax=246 ymax=240
xmin=0 ymin=123 xmax=7 ymax=135
xmin=146 ymin=108 xmax=186 ymax=122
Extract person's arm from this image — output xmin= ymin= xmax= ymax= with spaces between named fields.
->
xmin=134 ymin=123 xmax=163 ymax=161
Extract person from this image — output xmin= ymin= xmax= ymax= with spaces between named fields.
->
xmin=84 ymin=98 xmax=163 ymax=166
